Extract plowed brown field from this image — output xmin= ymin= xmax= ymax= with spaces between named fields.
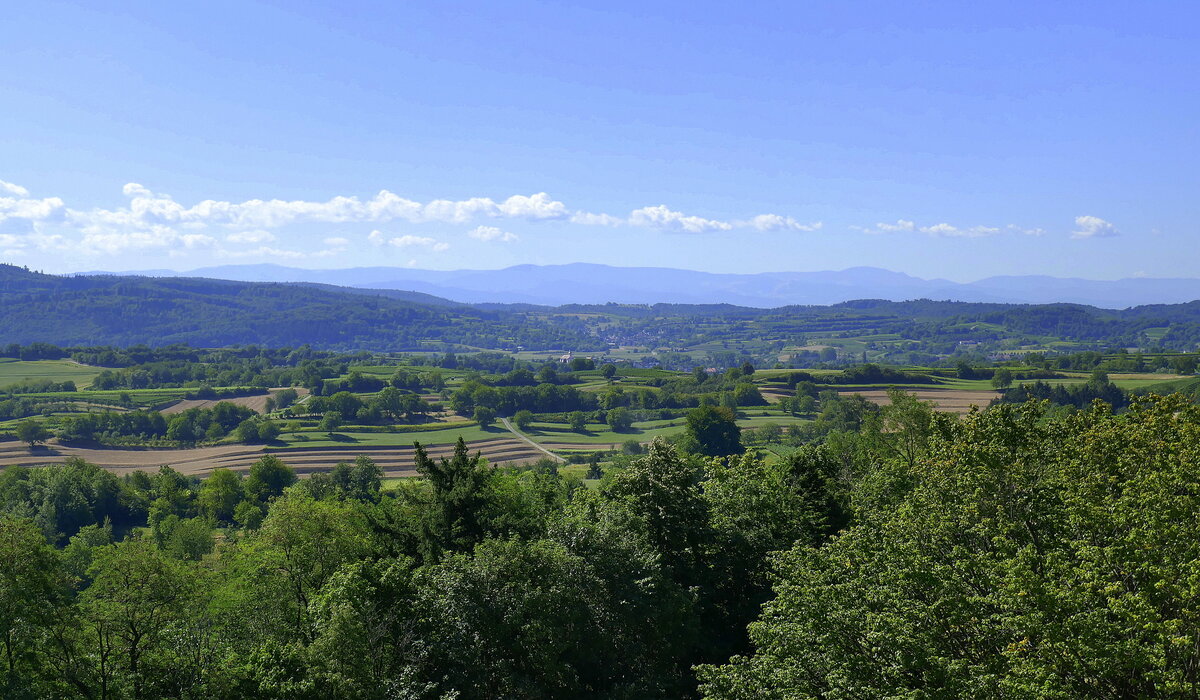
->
xmin=838 ymin=388 xmax=999 ymax=414
xmin=159 ymin=387 xmax=310 ymax=415
xmin=0 ymin=436 xmax=544 ymax=478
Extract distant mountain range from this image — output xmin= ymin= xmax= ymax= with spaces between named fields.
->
xmin=82 ymin=263 xmax=1200 ymax=309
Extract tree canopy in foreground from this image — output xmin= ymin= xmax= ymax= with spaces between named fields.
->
xmin=699 ymin=395 xmax=1200 ymax=698
xmin=2 ymin=393 xmax=1200 ymax=698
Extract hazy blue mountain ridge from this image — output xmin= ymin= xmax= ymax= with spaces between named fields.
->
xmin=80 ymin=263 xmax=1200 ymax=308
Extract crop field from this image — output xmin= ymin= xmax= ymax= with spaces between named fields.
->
xmin=1048 ymin=372 xmax=1190 ymax=391
xmin=0 ymin=359 xmax=103 ymax=389
xmin=522 ymin=418 xmax=685 ymax=448
xmin=274 ymin=422 xmax=504 ymax=449
xmin=17 ymin=387 xmax=192 ymax=407
xmin=159 ymin=388 xmax=308 ymax=415
xmin=837 ymin=388 xmax=999 ymax=414
xmin=0 ymin=432 xmax=545 ymax=477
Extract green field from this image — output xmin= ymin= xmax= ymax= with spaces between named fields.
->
xmin=0 ymin=359 xmax=103 ymax=389
xmin=272 ymin=422 xmax=503 ymax=449
xmin=521 ymin=418 xmax=685 ymax=445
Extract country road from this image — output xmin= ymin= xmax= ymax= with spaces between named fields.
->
xmin=499 ymin=417 xmax=566 ymax=463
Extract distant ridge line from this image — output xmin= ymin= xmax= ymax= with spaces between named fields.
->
xmin=73 ymin=263 xmax=1200 ymax=309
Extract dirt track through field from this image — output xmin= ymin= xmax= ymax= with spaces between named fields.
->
xmin=0 ymin=436 xmax=545 ymax=478
xmin=499 ymin=417 xmax=566 ymax=463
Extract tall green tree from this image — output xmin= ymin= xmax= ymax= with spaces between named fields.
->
xmin=0 ymin=514 xmax=70 ymax=695
xmin=413 ymin=437 xmax=493 ymax=558
xmin=513 ymin=409 xmax=534 ymax=431
xmin=197 ymin=468 xmax=243 ymax=522
xmin=683 ymin=405 xmax=742 ymax=457
xmin=82 ymin=538 xmax=198 ymax=700
xmin=14 ymin=420 xmax=49 ymax=448
xmin=244 ymin=455 xmax=297 ymax=504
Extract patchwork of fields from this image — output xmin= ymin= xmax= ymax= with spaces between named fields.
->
xmin=2 ymin=355 xmax=1195 ymax=479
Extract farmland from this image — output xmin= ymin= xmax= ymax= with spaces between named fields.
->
xmin=1 ymin=302 xmax=1199 ymax=700
xmin=0 ymin=358 xmax=102 ymax=389
xmin=1 ymin=338 xmax=1195 ymax=479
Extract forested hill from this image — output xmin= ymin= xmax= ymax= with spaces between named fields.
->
xmin=0 ymin=265 xmax=599 ymax=350
xmin=4 ymin=264 xmax=1200 ymax=352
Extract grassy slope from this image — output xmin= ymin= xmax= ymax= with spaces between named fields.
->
xmin=0 ymin=359 xmax=102 ymax=389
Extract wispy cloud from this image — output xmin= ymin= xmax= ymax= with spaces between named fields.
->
xmin=855 ymin=220 xmax=916 ymax=234
xmin=628 ymin=205 xmax=733 ymax=233
xmin=225 ymin=230 xmax=276 ymax=244
xmin=856 ymin=219 xmax=1035 ymax=238
xmin=570 ymin=211 xmax=624 ymax=226
xmin=746 ymin=214 xmax=823 ymax=232
xmin=919 ymin=223 xmax=1000 ymax=238
xmin=369 ymin=231 xmax=450 ymax=252
xmin=0 ymin=180 xmax=30 ymax=197
xmin=468 ymin=225 xmax=519 ymax=243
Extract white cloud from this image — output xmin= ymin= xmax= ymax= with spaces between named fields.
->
xmin=497 ymin=192 xmax=567 ymax=219
xmin=390 ymin=234 xmax=436 ymax=247
xmin=0 ymin=180 xmax=30 ymax=197
xmin=420 ymin=197 xmax=498 ymax=224
xmin=179 ymin=233 xmax=216 ymax=248
xmin=0 ymin=179 xmax=1101 ymax=260
xmin=570 ymin=211 xmax=624 ymax=226
xmin=468 ymin=225 xmax=519 ymax=243
xmin=0 ymin=195 xmax=66 ymax=223
xmin=66 ymin=185 xmax=574 ymax=232
xmin=628 ymin=205 xmax=733 ymax=233
xmin=856 ymin=220 xmax=916 ymax=234
xmin=856 ymin=219 xmax=1011 ymax=238
xmin=386 ymin=234 xmax=450 ymax=252
xmin=748 ymin=214 xmax=822 ymax=232
xmin=225 ymin=230 xmax=276 ymax=244
xmin=1072 ymin=215 xmax=1118 ymax=239
xmin=918 ymin=223 xmax=1000 ymax=238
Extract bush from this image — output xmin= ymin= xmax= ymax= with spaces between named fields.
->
xmin=473 ymin=405 xmax=496 ymax=428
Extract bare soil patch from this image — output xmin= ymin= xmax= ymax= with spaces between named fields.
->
xmin=160 ymin=387 xmax=309 ymax=416
xmin=760 ymin=389 xmax=792 ymax=403
xmin=840 ymin=388 xmax=999 ymax=415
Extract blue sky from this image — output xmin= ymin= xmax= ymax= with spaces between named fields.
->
xmin=1 ymin=1 xmax=1196 ymax=281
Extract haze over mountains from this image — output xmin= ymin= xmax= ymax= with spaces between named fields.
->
xmin=87 ymin=264 xmax=1200 ymax=309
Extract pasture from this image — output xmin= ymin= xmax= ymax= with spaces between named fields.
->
xmin=0 ymin=359 xmax=102 ymax=389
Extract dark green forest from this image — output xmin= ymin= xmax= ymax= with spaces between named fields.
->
xmin=5 ymin=265 xmax=1200 ymax=356
xmin=3 ymin=394 xmax=1200 ymax=698
xmin=0 ymin=266 xmax=600 ymax=351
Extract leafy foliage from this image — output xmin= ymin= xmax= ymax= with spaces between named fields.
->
xmin=699 ymin=396 xmax=1200 ymax=698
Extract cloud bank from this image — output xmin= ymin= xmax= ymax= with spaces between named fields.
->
xmin=0 ymin=177 xmax=1103 ymax=262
